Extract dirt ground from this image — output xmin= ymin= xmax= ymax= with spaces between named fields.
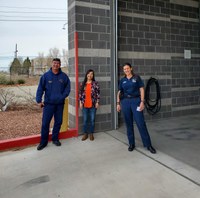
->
xmin=0 ymin=109 xmax=42 ymax=140
xmin=0 ymin=72 xmax=69 ymax=141
xmin=0 ymin=76 xmax=42 ymax=141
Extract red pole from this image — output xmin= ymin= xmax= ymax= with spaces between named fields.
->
xmin=74 ymin=32 xmax=79 ymax=136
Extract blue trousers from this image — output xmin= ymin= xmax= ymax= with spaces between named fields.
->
xmin=40 ymin=103 xmax=64 ymax=144
xmin=121 ymin=98 xmax=152 ymax=147
xmin=82 ymin=107 xmax=96 ymax=134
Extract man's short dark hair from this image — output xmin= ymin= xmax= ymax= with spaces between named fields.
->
xmin=52 ymin=58 xmax=61 ymax=64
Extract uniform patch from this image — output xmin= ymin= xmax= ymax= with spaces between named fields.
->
xmin=132 ymin=79 xmax=136 ymax=83
xmin=59 ymin=79 xmax=64 ymax=83
xmin=48 ymin=81 xmax=52 ymax=83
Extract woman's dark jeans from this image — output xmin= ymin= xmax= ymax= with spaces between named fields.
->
xmin=82 ymin=107 xmax=96 ymax=134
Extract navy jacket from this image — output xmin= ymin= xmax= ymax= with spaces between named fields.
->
xmin=36 ymin=68 xmax=70 ymax=105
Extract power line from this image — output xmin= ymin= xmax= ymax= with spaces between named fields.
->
xmin=0 ymin=19 xmax=67 ymax=21
xmin=0 ymin=51 xmax=14 ymax=55
xmin=0 ymin=10 xmax=66 ymax=14
xmin=0 ymin=5 xmax=66 ymax=11
xmin=0 ymin=15 xmax=67 ymax=19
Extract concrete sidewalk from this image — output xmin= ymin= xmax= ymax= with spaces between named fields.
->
xmin=118 ymin=113 xmax=200 ymax=170
xmin=0 ymin=132 xmax=200 ymax=198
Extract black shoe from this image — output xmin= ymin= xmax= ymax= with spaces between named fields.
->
xmin=37 ymin=143 xmax=47 ymax=151
xmin=147 ymin=146 xmax=156 ymax=154
xmin=53 ymin=140 xmax=61 ymax=146
xmin=128 ymin=145 xmax=135 ymax=152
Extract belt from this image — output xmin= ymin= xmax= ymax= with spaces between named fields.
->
xmin=124 ymin=95 xmax=139 ymax=98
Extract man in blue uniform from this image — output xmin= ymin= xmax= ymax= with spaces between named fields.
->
xmin=36 ymin=58 xmax=70 ymax=150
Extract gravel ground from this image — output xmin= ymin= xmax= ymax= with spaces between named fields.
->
xmin=0 ymin=75 xmax=68 ymax=141
xmin=0 ymin=77 xmax=42 ymax=140
xmin=0 ymin=109 xmax=42 ymax=140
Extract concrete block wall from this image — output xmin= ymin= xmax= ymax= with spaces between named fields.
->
xmin=68 ymin=0 xmax=112 ymax=132
xmin=118 ymin=0 xmax=200 ymax=120
xmin=68 ymin=0 xmax=200 ymax=132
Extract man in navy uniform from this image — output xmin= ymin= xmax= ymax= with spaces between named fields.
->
xmin=36 ymin=58 xmax=70 ymax=150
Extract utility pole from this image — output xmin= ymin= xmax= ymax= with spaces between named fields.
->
xmin=14 ymin=43 xmax=18 ymax=58
xmin=10 ymin=44 xmax=19 ymax=80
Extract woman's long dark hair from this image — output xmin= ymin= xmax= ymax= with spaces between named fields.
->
xmin=80 ymin=69 xmax=95 ymax=93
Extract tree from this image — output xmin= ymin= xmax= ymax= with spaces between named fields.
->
xmin=18 ymin=57 xmax=24 ymax=65
xmin=0 ymin=88 xmax=15 ymax=111
xmin=62 ymin=49 xmax=69 ymax=67
xmin=46 ymin=47 xmax=61 ymax=67
xmin=10 ymin=58 xmax=21 ymax=75
xmin=48 ymin=47 xmax=60 ymax=58
xmin=23 ymin=57 xmax=31 ymax=75
xmin=33 ymin=53 xmax=47 ymax=74
xmin=32 ymin=47 xmax=69 ymax=74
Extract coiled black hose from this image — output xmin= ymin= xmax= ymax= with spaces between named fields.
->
xmin=145 ymin=77 xmax=161 ymax=115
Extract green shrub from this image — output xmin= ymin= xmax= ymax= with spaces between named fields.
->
xmin=6 ymin=80 xmax=15 ymax=85
xmin=0 ymin=74 xmax=8 ymax=84
xmin=17 ymin=79 xmax=25 ymax=84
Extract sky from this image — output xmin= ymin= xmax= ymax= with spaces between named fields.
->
xmin=0 ymin=0 xmax=68 ymax=58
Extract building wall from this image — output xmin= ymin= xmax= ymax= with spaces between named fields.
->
xmin=68 ymin=0 xmax=200 ymax=133
xmin=68 ymin=0 xmax=112 ymax=132
xmin=118 ymin=0 xmax=200 ymax=120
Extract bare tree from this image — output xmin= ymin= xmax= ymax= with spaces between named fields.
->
xmin=33 ymin=53 xmax=47 ymax=74
xmin=0 ymin=88 xmax=15 ymax=111
xmin=48 ymin=47 xmax=60 ymax=58
xmin=32 ymin=48 xmax=69 ymax=75
xmin=46 ymin=56 xmax=53 ymax=69
xmin=46 ymin=47 xmax=61 ymax=67
xmin=15 ymin=86 xmax=38 ymax=111
xmin=62 ymin=49 xmax=69 ymax=67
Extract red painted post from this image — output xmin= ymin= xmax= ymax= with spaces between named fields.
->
xmin=74 ymin=32 xmax=79 ymax=136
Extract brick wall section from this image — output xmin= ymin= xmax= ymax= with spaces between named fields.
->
xmin=68 ymin=0 xmax=112 ymax=132
xmin=68 ymin=0 xmax=76 ymax=128
xmin=118 ymin=0 xmax=200 ymax=120
xmin=69 ymin=0 xmax=200 ymax=131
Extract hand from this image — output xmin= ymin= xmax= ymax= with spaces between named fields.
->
xmin=95 ymin=103 xmax=99 ymax=109
xmin=139 ymin=102 xmax=145 ymax=111
xmin=117 ymin=104 xmax=121 ymax=112
xmin=38 ymin=102 xmax=44 ymax=108
xmin=80 ymin=103 xmax=83 ymax=109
